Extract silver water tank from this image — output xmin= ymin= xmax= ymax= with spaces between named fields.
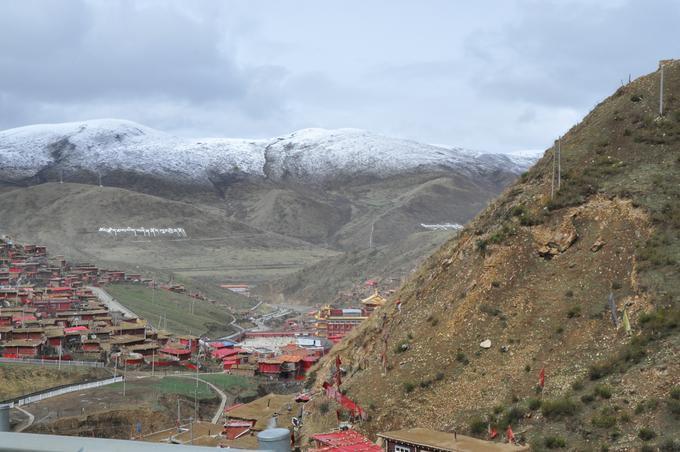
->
xmin=0 ymin=404 xmax=10 ymax=432
xmin=257 ymin=427 xmax=291 ymax=452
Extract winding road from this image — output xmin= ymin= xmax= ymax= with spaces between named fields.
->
xmin=13 ymin=406 xmax=34 ymax=432
xmin=174 ymin=375 xmax=227 ymax=424
xmin=88 ymin=286 xmax=139 ymax=319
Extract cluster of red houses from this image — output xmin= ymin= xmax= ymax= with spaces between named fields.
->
xmin=207 ymin=335 xmax=325 ymax=379
xmin=313 ymin=292 xmax=386 ymax=343
xmin=0 ymin=236 xmax=201 ymax=367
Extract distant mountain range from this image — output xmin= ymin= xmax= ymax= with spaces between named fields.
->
xmin=0 ymin=119 xmax=536 ymax=306
xmin=0 ymin=119 xmax=533 ymax=187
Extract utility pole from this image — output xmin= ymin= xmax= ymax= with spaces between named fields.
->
xmin=194 ymin=353 xmax=199 ymax=421
xmin=151 ymin=349 xmax=155 ymax=377
xmin=660 ymin=62 xmax=665 ymax=116
xmin=123 ymin=359 xmax=127 ymax=397
xmin=98 ymin=171 xmax=103 ymax=187
xmin=551 ymin=141 xmax=557 ymax=199
xmin=557 ymin=136 xmax=561 ymax=191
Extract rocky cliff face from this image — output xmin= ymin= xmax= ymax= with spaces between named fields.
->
xmin=305 ymin=61 xmax=680 ymax=450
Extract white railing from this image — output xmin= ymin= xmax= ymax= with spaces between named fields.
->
xmin=10 ymin=376 xmax=123 ymax=407
xmin=0 ymin=357 xmax=104 ymax=368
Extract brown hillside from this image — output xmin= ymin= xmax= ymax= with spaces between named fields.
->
xmin=305 ymin=61 xmax=680 ymax=450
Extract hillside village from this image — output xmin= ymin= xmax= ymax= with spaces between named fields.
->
xmin=2 ymin=62 xmax=680 ymax=450
xmin=1 ymin=3 xmax=680 ymax=451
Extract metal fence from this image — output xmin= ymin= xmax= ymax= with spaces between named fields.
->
xmin=8 ymin=376 xmax=123 ymax=407
xmin=0 ymin=357 xmax=104 ymax=368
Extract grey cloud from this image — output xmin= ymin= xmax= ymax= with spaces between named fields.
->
xmin=0 ymin=0 xmax=677 ymax=152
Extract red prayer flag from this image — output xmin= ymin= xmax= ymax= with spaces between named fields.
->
xmin=488 ymin=424 xmax=498 ymax=439
xmin=506 ymin=425 xmax=515 ymax=443
xmin=539 ymin=367 xmax=545 ymax=388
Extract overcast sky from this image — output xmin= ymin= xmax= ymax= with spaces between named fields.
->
xmin=0 ymin=0 xmax=677 ymax=153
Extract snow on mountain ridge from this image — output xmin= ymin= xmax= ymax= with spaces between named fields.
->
xmin=0 ymin=119 xmax=534 ymax=185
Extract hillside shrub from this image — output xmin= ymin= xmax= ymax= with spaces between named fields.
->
xmin=635 ymin=399 xmax=659 ymax=415
xmin=589 ymin=360 xmax=615 ymax=380
xmin=592 ymin=410 xmax=617 ymax=428
xmin=668 ymin=397 xmax=680 ymax=416
xmin=541 ymin=398 xmax=578 ymax=418
xmin=544 ymin=436 xmax=566 ymax=449
xmin=476 ymin=239 xmax=488 ymax=255
xmin=469 ymin=418 xmax=487 ymax=435
xmin=594 ymin=384 xmax=613 ymax=399
xmin=403 ymin=382 xmax=415 ymax=393
xmin=571 ymin=379 xmax=584 ymax=391
xmin=500 ymin=405 xmax=527 ymax=428
xmin=510 ymin=204 xmax=542 ymax=226
xmin=456 ymin=351 xmax=469 ymax=365
xmin=638 ymin=427 xmax=656 ymax=441
xmin=581 ymin=393 xmax=595 ymax=404
xmin=527 ymin=398 xmax=542 ymax=410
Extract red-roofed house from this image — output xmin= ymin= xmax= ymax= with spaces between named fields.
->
xmin=160 ymin=347 xmax=192 ymax=361
xmin=311 ymin=430 xmax=382 ymax=452
xmin=212 ymin=347 xmax=245 ymax=360
xmin=222 ymin=420 xmax=252 ymax=440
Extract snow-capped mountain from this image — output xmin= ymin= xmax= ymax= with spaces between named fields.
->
xmin=0 ymin=119 xmax=534 ymax=185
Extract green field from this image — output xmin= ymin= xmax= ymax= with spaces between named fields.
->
xmin=197 ymin=373 xmax=254 ymax=394
xmin=106 ymin=376 xmax=215 ymax=400
xmin=105 ymin=374 xmax=255 ymax=401
xmin=105 ymin=283 xmax=238 ymax=337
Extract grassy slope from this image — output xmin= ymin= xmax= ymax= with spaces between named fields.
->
xmin=306 ymin=61 xmax=680 ymax=450
xmin=105 ymin=283 xmax=236 ymax=337
xmin=0 ymin=363 xmax=110 ymax=401
xmin=262 ymin=230 xmax=454 ymax=305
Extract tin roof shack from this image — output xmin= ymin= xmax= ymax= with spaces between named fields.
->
xmin=377 ymin=428 xmax=529 ymax=452
xmin=311 ymin=430 xmax=382 ymax=452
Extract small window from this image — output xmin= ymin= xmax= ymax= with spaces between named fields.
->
xmin=395 ymin=446 xmax=411 ymax=452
